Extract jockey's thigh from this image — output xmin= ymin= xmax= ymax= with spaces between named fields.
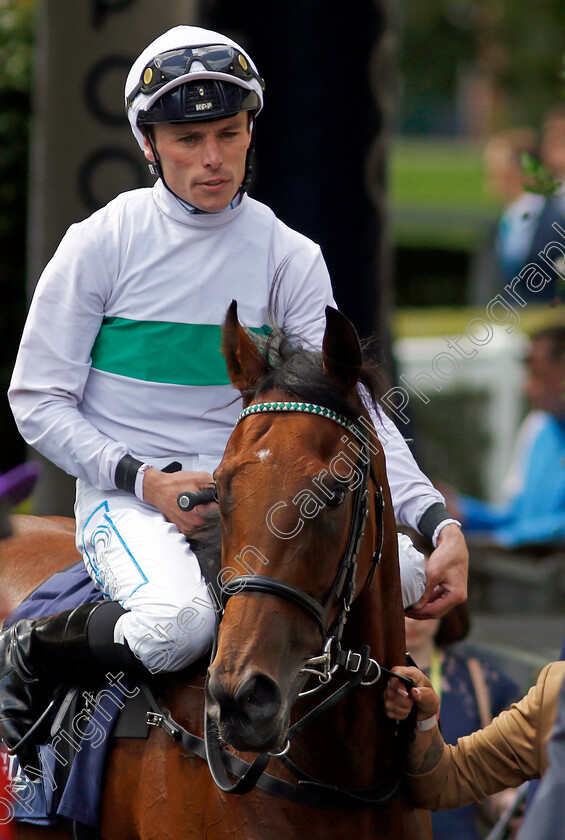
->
xmin=75 ymin=479 xmax=215 ymax=673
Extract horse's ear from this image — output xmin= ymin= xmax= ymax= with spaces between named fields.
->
xmin=322 ymin=306 xmax=362 ymax=392
xmin=222 ymin=300 xmax=269 ymax=394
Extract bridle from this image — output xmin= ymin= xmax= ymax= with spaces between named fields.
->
xmin=220 ymin=400 xmax=383 ymax=682
xmin=198 ymin=400 xmax=415 ymax=801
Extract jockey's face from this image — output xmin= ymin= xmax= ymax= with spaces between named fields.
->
xmin=143 ymin=112 xmax=251 ymax=212
xmin=524 ymin=338 xmax=565 ymax=417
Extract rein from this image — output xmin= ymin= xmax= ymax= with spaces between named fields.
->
xmin=147 ymin=642 xmax=406 ymax=809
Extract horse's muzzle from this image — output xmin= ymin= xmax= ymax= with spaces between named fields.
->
xmin=206 ymin=668 xmax=287 ymax=752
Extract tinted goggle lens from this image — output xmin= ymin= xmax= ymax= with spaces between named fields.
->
xmin=129 ymin=45 xmax=264 ymax=105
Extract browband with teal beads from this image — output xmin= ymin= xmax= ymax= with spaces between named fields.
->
xmin=236 ymin=401 xmax=366 ymax=442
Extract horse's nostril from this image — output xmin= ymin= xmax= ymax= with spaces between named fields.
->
xmin=206 ymin=670 xmax=226 ymax=710
xmin=235 ymin=673 xmax=281 ymax=721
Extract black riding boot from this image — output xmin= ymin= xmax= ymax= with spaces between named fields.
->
xmin=0 ymin=600 xmax=144 ymax=770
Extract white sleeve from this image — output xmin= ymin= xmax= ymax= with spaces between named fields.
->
xmin=273 ymin=243 xmax=336 ymax=348
xmin=362 ymin=392 xmax=446 ymax=530
xmin=8 ymin=223 xmax=128 ymax=490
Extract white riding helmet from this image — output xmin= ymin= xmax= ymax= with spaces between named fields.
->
xmin=125 ymin=25 xmax=265 ymax=151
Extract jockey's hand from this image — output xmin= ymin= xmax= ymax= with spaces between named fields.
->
xmin=141 ymin=467 xmax=217 ymax=537
xmin=384 ymin=666 xmax=439 ymax=722
xmin=405 ymin=523 xmax=468 ymax=619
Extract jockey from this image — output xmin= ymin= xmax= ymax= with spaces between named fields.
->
xmin=3 ymin=25 xmax=467 ymax=770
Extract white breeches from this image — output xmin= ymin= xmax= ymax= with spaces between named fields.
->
xmin=75 ymin=455 xmax=218 ymax=673
xmin=75 ymin=464 xmax=427 ymax=674
xmin=397 ymin=533 xmax=426 ymax=608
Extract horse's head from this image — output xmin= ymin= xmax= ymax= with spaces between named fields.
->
xmin=206 ymin=302 xmax=392 ymax=753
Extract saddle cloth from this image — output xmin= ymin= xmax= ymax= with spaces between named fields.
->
xmin=3 ymin=562 xmax=139 ymax=830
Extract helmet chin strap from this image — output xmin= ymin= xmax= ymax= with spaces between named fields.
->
xmin=144 ymin=127 xmax=166 ymax=187
xmin=240 ymin=121 xmax=256 ymax=195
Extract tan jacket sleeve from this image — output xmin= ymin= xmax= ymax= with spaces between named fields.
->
xmin=406 ymin=661 xmax=565 ymax=810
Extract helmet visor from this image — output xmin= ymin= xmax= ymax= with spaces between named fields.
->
xmin=127 ymin=44 xmax=264 ymax=107
xmin=137 ymin=79 xmax=261 ymax=125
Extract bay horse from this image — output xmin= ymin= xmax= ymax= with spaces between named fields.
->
xmin=0 ymin=304 xmax=431 ymax=839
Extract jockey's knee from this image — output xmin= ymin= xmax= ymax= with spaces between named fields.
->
xmin=118 ymin=598 xmax=215 ymax=674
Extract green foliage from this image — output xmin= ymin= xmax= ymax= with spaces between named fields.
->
xmin=399 ymin=2 xmax=476 ymax=134
xmin=0 ymin=0 xmax=34 ymax=92
xmin=399 ymin=1 xmax=565 ymax=132
xmin=521 ymin=152 xmax=561 ymax=200
xmin=496 ymin=0 xmax=565 ymax=126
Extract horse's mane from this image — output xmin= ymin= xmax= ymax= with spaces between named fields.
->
xmin=260 ymin=255 xmax=391 ymax=423
xmin=243 ymin=326 xmax=390 ymax=425
xmin=191 ymin=511 xmax=222 ymax=579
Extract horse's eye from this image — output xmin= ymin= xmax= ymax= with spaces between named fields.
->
xmin=326 ymin=487 xmax=347 ymax=508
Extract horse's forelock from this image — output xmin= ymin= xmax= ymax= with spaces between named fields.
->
xmin=245 ymin=327 xmax=388 ymax=422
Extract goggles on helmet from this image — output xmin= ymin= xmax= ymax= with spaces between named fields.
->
xmin=127 ymin=44 xmax=265 ymax=107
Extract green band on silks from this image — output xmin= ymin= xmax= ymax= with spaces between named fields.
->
xmin=91 ymin=318 xmax=272 ymax=386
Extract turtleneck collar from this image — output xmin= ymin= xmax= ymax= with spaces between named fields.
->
xmin=175 ymin=191 xmax=243 ymax=215
xmin=152 ymin=178 xmax=247 ymax=227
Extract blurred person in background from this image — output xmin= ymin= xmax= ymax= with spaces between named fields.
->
xmin=443 ymin=325 xmax=565 ymax=549
xmin=518 ymin=105 xmax=565 ymax=304
xmin=401 ymin=528 xmax=518 ymax=839
xmin=470 ymin=127 xmax=563 ymax=304
xmin=484 ymin=128 xmax=547 ymax=290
